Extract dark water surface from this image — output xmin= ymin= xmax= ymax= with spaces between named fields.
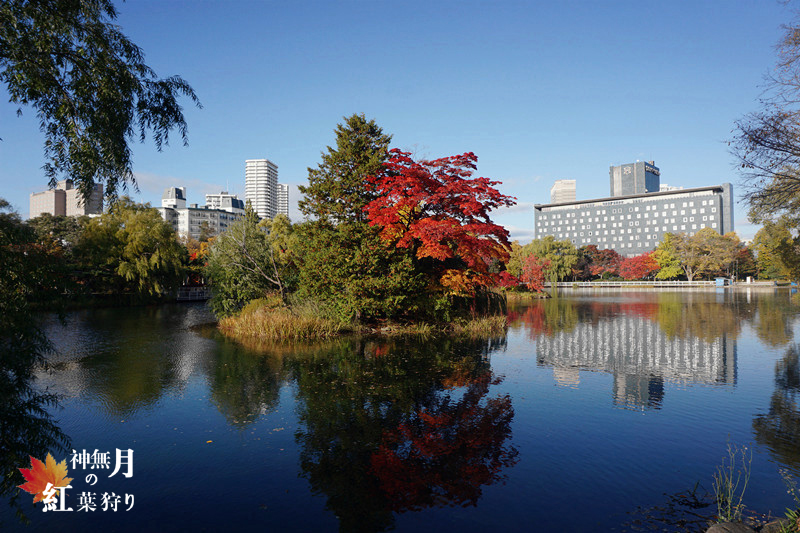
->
xmin=3 ymin=290 xmax=800 ymax=532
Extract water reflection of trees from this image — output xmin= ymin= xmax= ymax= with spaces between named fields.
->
xmin=508 ymin=298 xmax=578 ymax=338
xmin=207 ymin=341 xmax=285 ymax=427
xmin=63 ymin=308 xmax=189 ymax=417
xmin=655 ymin=293 xmax=741 ymax=343
xmin=371 ymin=372 xmax=517 ymax=512
xmin=754 ymin=297 xmax=796 ymax=347
xmin=508 ymin=292 xmax=800 ymax=346
xmin=753 ymin=344 xmax=800 ymax=471
xmin=287 ymin=336 xmax=517 ymax=532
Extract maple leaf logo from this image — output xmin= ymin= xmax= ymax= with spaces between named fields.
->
xmin=18 ymin=454 xmax=73 ymax=503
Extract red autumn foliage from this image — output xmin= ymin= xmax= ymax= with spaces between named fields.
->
xmin=588 ymin=247 xmax=623 ymax=278
xmin=520 ymin=254 xmax=550 ymax=292
xmin=494 ymin=270 xmax=520 ymax=289
xmin=618 ymin=252 xmax=660 ymax=280
xmin=369 ymin=374 xmax=518 ymax=511
xmin=365 ymin=150 xmax=516 ymax=292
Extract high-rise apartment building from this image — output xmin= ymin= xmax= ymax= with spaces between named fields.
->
xmin=29 ymin=179 xmax=103 ymax=218
xmin=277 ymin=184 xmax=289 ymax=217
xmin=550 ymin=180 xmax=576 ymax=204
xmin=245 ymin=159 xmax=279 ymax=219
xmin=609 ymin=161 xmax=660 ymax=197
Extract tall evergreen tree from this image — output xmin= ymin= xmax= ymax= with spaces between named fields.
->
xmin=299 ymin=113 xmax=392 ymax=224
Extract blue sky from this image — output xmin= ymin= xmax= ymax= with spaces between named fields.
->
xmin=0 ymin=0 xmax=792 ymax=242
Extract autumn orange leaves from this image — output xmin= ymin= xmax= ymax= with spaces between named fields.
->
xmin=18 ymin=454 xmax=72 ymax=504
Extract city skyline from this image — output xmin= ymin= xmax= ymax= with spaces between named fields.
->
xmin=1 ymin=1 xmax=792 ymax=242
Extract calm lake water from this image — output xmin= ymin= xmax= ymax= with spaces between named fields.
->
xmin=3 ymin=290 xmax=800 ymax=532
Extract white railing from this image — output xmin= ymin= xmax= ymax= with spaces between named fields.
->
xmin=544 ymin=280 xmax=716 ymax=288
xmin=177 ymin=286 xmax=212 ymax=301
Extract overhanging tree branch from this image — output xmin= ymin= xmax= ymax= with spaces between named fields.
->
xmin=0 ymin=0 xmax=201 ymax=201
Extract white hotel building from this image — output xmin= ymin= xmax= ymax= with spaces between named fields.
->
xmin=534 ymin=161 xmax=734 ymax=256
xmin=534 ymin=184 xmax=734 ymax=256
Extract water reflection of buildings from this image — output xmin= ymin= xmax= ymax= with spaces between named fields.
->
xmin=537 ymin=315 xmax=737 ymax=409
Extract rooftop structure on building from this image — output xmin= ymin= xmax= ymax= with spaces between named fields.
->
xmin=205 ymin=191 xmax=245 ymax=215
xmin=157 ymin=187 xmax=244 ymax=241
xmin=245 ymin=159 xmax=279 ymax=219
xmin=550 ymin=180 xmax=576 ymax=204
xmin=609 ymin=161 xmax=660 ymax=197
xmin=29 ymin=179 xmax=103 ymax=218
xmin=162 ymin=186 xmax=187 ymax=209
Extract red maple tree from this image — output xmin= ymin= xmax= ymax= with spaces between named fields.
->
xmin=365 ymin=150 xmax=516 ymax=294
xmin=618 ymin=252 xmax=660 ymax=280
xmin=520 ymin=254 xmax=550 ymax=292
xmin=494 ymin=270 xmax=520 ymax=289
xmin=588 ymin=246 xmax=623 ymax=278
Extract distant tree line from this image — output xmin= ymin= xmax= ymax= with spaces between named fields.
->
xmin=504 ymin=228 xmax=766 ymax=292
xmin=0 ymin=198 xmax=206 ymax=306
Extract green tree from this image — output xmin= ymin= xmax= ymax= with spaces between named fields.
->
xmin=0 ymin=199 xmax=69 ymax=524
xmin=76 ymin=198 xmax=186 ymax=296
xmin=27 ymin=213 xmax=88 ymax=249
xmin=507 ymin=237 xmax=578 ymax=284
xmin=206 ymin=207 xmax=298 ymax=316
xmin=298 ymin=113 xmax=392 ymax=224
xmin=653 ymin=233 xmax=683 ymax=280
xmin=295 ymin=221 xmax=427 ymax=323
xmin=674 ymin=229 xmax=739 ymax=281
xmin=0 ymin=0 xmax=200 ymax=199
xmin=198 ymin=221 xmax=215 ymax=243
xmin=294 ymin=116 xmax=437 ymax=322
xmin=753 ymin=221 xmax=799 ymax=280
